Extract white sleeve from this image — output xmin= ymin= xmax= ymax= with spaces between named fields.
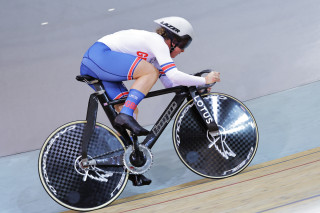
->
xmin=165 ymin=69 xmax=206 ymax=86
xmin=159 ymin=74 xmax=174 ymax=88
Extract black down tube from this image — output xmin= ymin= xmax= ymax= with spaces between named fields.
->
xmin=142 ymin=93 xmax=186 ymax=149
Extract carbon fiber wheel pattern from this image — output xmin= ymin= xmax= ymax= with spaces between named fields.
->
xmin=173 ymin=93 xmax=259 ymax=178
xmin=38 ymin=121 xmax=128 ymax=211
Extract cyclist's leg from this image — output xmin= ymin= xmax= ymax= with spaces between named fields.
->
xmin=115 ymin=104 xmax=139 ymax=120
xmin=131 ymin=60 xmax=159 ymax=95
xmin=100 ymin=81 xmax=139 ymax=120
xmin=80 ymin=43 xmax=154 ymax=185
xmin=80 ymin=42 xmax=139 ymax=82
xmin=114 ymin=60 xmax=158 ymax=135
xmin=99 ymin=81 xmax=151 ymax=186
xmin=114 ymin=60 xmax=158 ymax=134
xmin=80 ymin=42 xmax=157 ymax=135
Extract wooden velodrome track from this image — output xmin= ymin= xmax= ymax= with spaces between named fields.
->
xmin=65 ymin=147 xmax=320 ymax=213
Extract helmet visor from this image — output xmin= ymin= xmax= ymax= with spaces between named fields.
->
xmin=164 ymin=28 xmax=192 ymax=50
xmin=177 ymin=36 xmax=192 ymax=50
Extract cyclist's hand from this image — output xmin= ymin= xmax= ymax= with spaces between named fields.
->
xmin=205 ymin=71 xmax=220 ymax=84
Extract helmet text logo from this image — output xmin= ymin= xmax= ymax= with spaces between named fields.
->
xmin=160 ymin=21 xmax=180 ymax=33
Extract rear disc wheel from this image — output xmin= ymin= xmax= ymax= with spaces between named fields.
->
xmin=38 ymin=121 xmax=128 ymax=211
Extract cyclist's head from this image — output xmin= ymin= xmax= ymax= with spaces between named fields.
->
xmin=154 ymin=16 xmax=194 ymax=52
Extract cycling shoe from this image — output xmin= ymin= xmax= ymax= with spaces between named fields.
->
xmin=114 ymin=113 xmax=149 ymax=136
xmin=128 ymin=174 xmax=152 ymax=186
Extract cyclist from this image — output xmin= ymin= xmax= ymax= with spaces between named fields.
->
xmin=80 ymin=16 xmax=220 ymax=136
xmin=80 ymin=16 xmax=220 ymax=186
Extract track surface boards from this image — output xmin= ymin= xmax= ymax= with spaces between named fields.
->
xmin=64 ymin=147 xmax=320 ymax=213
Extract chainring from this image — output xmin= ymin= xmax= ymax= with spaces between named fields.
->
xmin=123 ymin=144 xmax=153 ymax=174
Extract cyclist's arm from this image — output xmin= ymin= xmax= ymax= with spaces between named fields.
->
xmin=159 ymin=73 xmax=174 ymax=88
xmin=159 ymin=69 xmax=206 ymax=87
xmin=165 ymin=69 xmax=206 ymax=86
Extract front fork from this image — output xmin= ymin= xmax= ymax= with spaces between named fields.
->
xmin=189 ymin=86 xmax=219 ymax=133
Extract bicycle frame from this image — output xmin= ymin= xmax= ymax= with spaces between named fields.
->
xmin=93 ymin=82 xmax=189 ymax=147
xmin=80 ymin=76 xmax=219 ymax=167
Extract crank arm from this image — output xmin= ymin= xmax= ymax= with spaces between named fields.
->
xmin=82 ymin=155 xmax=124 ymax=167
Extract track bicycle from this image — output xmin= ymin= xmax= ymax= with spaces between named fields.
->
xmin=38 ymin=70 xmax=259 ymax=211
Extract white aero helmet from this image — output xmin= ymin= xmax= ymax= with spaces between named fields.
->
xmin=154 ymin=16 xmax=194 ymax=51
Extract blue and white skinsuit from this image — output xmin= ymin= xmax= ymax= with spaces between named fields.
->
xmin=80 ymin=29 xmax=206 ymax=100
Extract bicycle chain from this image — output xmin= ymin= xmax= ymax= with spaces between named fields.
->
xmin=90 ymin=144 xmax=153 ymax=175
xmin=92 ymin=146 xmax=127 ymax=159
xmin=89 ymin=146 xmax=128 ymax=175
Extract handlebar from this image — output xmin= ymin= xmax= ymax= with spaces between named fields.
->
xmin=193 ymin=69 xmax=212 ymax=77
xmin=194 ymin=69 xmax=216 ymax=90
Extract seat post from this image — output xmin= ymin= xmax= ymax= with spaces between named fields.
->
xmin=76 ymin=75 xmax=132 ymax=146
xmin=81 ymin=93 xmax=98 ymax=160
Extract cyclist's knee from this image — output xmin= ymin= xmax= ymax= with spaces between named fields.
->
xmin=149 ymin=66 xmax=159 ymax=79
xmin=143 ymin=65 xmax=158 ymax=83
